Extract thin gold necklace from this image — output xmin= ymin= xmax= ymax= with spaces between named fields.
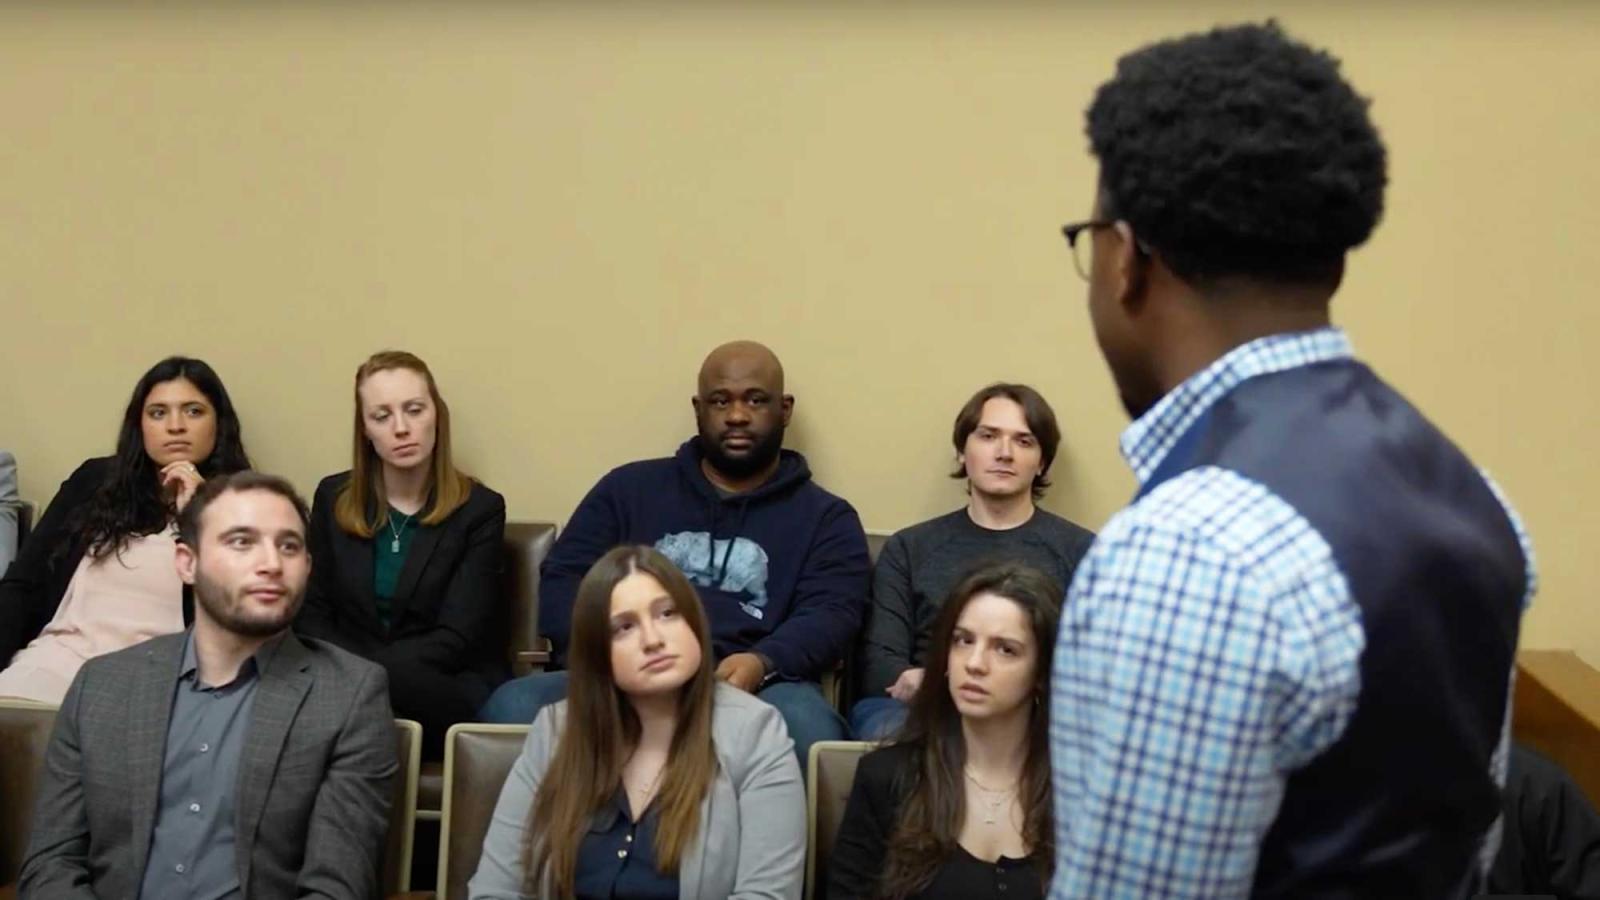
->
xmin=628 ymin=761 xmax=666 ymax=811
xmin=963 ymin=767 xmax=1016 ymax=826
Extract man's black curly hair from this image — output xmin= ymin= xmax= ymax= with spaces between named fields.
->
xmin=1087 ymin=21 xmax=1388 ymax=288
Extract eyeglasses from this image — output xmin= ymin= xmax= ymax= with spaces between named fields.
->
xmin=1061 ymin=220 xmax=1114 ymax=281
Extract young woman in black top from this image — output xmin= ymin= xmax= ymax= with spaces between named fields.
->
xmin=830 ymin=562 xmax=1063 ymax=900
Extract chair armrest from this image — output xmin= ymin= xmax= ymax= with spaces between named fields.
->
xmin=515 ymin=636 xmax=554 ymax=672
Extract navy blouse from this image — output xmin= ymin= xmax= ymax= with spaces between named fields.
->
xmin=575 ymin=789 xmax=679 ymax=900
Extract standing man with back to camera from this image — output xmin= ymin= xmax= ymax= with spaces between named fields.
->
xmin=1050 ymin=21 xmax=1534 ymax=899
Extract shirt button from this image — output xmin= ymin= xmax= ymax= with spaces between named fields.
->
xmin=199 ymin=743 xmax=210 ymax=752
xmin=175 ymin=864 xmax=186 ymax=874
xmin=617 ymin=849 xmax=628 ymax=859
xmin=189 ymin=803 xmax=201 ymax=813
xmin=625 ymin=834 xmax=633 ymax=843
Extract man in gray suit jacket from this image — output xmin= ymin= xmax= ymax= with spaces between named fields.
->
xmin=21 ymin=471 xmax=398 ymax=900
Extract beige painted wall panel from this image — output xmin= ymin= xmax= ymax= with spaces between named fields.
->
xmin=2 ymin=3 xmax=1594 ymax=659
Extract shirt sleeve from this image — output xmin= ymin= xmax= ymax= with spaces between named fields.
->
xmin=749 ymin=502 xmax=870 ymax=681
xmin=538 ymin=474 xmax=627 ymax=662
xmin=729 ymin=702 xmax=806 ymax=899
xmin=859 ymin=532 xmax=915 ymax=699
xmin=1048 ymin=468 xmax=1363 ymax=899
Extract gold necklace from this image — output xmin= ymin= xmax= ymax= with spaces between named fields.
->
xmin=628 ymin=762 xmax=666 ymax=811
xmin=963 ymin=767 xmax=1017 ymax=826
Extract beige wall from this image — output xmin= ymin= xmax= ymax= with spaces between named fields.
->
xmin=2 ymin=4 xmax=1595 ymax=658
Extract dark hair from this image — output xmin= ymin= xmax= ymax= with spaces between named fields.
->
xmin=522 ymin=546 xmax=719 ymax=896
xmin=176 ymin=471 xmax=310 ymax=550
xmin=1087 ymin=21 xmax=1387 ymax=288
xmin=950 ymin=383 xmax=1061 ymax=500
xmin=879 ymin=562 xmax=1063 ymax=899
xmin=69 ymin=357 xmax=252 ymax=561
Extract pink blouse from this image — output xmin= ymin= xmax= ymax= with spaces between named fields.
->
xmin=0 ymin=528 xmax=186 ymax=705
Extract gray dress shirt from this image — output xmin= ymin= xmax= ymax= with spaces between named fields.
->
xmin=140 ymin=632 xmax=283 ymax=900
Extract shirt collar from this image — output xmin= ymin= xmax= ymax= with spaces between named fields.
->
xmin=1120 ymin=327 xmax=1355 ymax=484
xmin=178 ymin=628 xmax=287 ymax=690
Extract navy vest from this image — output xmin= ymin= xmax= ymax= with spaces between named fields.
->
xmin=1140 ymin=359 xmax=1526 ymax=899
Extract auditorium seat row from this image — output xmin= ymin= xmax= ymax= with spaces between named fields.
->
xmin=6 ymin=514 xmax=1600 ymax=898
xmin=0 ymin=699 xmax=874 ymax=900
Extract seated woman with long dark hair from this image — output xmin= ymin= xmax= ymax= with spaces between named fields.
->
xmin=295 ymin=350 xmax=508 ymax=759
xmin=470 ymin=545 xmax=806 ymax=900
xmin=829 ymin=562 xmax=1063 ymax=900
xmin=0 ymin=356 xmax=251 ymax=704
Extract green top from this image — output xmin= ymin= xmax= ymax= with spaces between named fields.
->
xmin=373 ymin=507 xmax=419 ymax=630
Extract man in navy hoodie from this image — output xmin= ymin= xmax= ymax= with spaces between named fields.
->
xmin=481 ymin=340 xmax=870 ymax=763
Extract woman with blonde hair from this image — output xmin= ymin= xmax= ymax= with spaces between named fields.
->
xmin=296 ymin=349 xmax=507 ymax=758
xmin=470 ymin=545 xmax=806 ymax=899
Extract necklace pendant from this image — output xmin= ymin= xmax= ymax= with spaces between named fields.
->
xmin=391 ymin=538 xmax=400 ymax=553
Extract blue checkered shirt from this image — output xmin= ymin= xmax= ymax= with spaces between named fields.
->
xmin=1047 ymin=328 xmax=1536 ymax=899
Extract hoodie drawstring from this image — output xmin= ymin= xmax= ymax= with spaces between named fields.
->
xmin=717 ymin=497 xmax=752 ymax=586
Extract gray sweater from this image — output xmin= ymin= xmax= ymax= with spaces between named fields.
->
xmin=859 ymin=507 xmax=1095 ymax=698
xmin=469 ymin=682 xmax=806 ymax=900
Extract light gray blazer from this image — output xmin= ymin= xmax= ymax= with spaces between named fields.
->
xmin=469 ymin=682 xmax=806 ymax=900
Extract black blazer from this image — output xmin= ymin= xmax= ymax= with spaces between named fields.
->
xmin=0 ymin=456 xmax=193 ymax=667
xmin=829 ymin=742 xmax=1044 ymax=900
xmin=830 ymin=742 xmax=915 ymax=900
xmin=296 ymin=471 xmax=510 ymax=687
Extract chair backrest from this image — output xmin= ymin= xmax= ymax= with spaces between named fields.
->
xmin=503 ymin=522 xmax=557 ymax=671
xmin=438 ymin=723 xmax=530 ymax=900
xmin=385 ymin=719 xmax=422 ymax=895
xmin=805 ymin=740 xmax=873 ymax=900
xmin=0 ymin=700 xmax=57 ymax=885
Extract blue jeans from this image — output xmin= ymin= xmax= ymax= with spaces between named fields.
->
xmin=480 ymin=671 xmax=847 ymax=773
xmin=848 ymin=696 xmax=907 ymax=740
xmin=478 ymin=670 xmax=569 ymax=723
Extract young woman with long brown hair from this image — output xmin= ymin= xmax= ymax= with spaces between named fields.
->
xmin=829 ymin=561 xmax=1063 ymax=900
xmin=295 ymin=350 xmax=507 ymax=758
xmin=470 ymin=545 xmax=806 ymax=900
